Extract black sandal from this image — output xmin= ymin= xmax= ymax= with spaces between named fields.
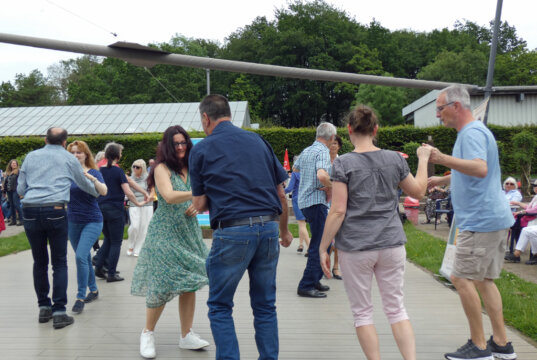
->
xmin=297 ymin=245 xmax=304 ymax=253
xmin=332 ymin=268 xmax=342 ymax=280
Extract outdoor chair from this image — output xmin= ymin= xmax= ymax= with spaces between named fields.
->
xmin=434 ymin=197 xmax=453 ymax=230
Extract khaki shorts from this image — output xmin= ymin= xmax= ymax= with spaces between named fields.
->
xmin=452 ymin=229 xmax=508 ymax=281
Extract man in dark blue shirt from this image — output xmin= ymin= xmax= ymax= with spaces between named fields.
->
xmin=190 ymin=94 xmax=293 ymax=360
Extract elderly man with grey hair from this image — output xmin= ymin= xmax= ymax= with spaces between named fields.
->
xmin=294 ymin=122 xmax=337 ymax=298
xmin=425 ymin=85 xmax=516 ymax=360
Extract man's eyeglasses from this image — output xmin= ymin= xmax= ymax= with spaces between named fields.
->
xmin=173 ymin=141 xmax=188 ymax=148
xmin=133 ymin=165 xmax=141 ymax=169
xmin=436 ymin=101 xmax=455 ymax=112
xmin=505 ymin=182 xmax=515 ymax=186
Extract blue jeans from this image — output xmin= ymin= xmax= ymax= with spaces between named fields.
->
xmin=69 ymin=221 xmax=102 ymax=299
xmin=2 ymin=198 xmax=11 ymax=220
xmin=7 ymin=190 xmax=22 ymax=222
xmin=95 ymin=203 xmax=125 ymax=276
xmin=22 ymin=206 xmax=68 ymax=314
xmin=298 ymin=204 xmax=328 ymax=290
xmin=207 ymin=221 xmax=280 ymax=360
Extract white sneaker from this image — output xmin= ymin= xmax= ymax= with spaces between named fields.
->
xmin=179 ymin=329 xmax=210 ymax=350
xmin=126 ymin=249 xmax=134 ymax=256
xmin=140 ymin=329 xmax=156 ymax=358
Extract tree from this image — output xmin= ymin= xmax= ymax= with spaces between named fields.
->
xmin=512 ymin=131 xmax=537 ymax=196
xmin=454 ymin=19 xmax=527 ymax=54
xmin=494 ymin=49 xmax=537 ymax=86
xmin=0 ymin=70 xmax=59 ymax=107
xmin=353 ymin=77 xmax=408 ymax=126
xmin=48 ymin=55 xmax=101 ymax=102
xmin=417 ymin=47 xmax=488 ymax=85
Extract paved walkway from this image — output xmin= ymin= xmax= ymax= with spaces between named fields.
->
xmin=1 ymin=236 xmax=536 ymax=359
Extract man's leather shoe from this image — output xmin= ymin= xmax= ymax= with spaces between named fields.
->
xmin=94 ymin=267 xmax=107 ymax=279
xmin=315 ymin=282 xmax=330 ymax=292
xmin=107 ymin=274 xmax=124 ymax=282
xmin=297 ymin=288 xmax=327 ymax=298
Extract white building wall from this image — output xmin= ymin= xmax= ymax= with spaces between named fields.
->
xmin=413 ymin=94 xmax=537 ymax=128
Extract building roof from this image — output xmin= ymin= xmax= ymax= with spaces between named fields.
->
xmin=403 ymin=86 xmax=537 ymax=117
xmin=0 ymin=101 xmax=250 ymax=137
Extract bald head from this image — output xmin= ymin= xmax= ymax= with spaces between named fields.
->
xmin=46 ymin=127 xmax=68 ymax=146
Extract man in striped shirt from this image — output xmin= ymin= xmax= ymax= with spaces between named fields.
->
xmin=294 ymin=122 xmax=337 ymax=298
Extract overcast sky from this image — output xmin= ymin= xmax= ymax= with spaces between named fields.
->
xmin=1 ymin=0 xmax=535 ymax=84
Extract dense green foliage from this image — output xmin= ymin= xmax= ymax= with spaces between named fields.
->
xmin=1 ymin=1 xmax=535 ymax=127
xmin=2 ymin=125 xmax=537 ymax=180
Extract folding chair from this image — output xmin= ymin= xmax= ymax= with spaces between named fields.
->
xmin=434 ymin=197 xmax=453 ymax=230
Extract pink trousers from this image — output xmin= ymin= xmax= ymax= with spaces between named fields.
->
xmin=339 ymin=245 xmax=409 ymax=328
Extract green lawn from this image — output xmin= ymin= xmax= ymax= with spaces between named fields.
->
xmin=0 ymin=231 xmax=30 ymax=257
xmin=403 ymin=222 xmax=537 ymax=343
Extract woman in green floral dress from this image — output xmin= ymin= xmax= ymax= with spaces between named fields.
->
xmin=131 ymin=126 xmax=210 ymax=359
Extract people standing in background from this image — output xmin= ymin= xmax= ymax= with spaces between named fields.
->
xmin=285 ymin=156 xmax=310 ymax=254
xmin=127 ymin=159 xmax=154 ymax=257
xmin=94 ymin=143 xmax=143 ymax=283
xmin=66 ymin=140 xmax=108 ymax=314
xmin=4 ymin=159 xmax=23 ymax=226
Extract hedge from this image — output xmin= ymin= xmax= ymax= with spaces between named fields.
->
xmin=1 ymin=125 xmax=536 ymax=177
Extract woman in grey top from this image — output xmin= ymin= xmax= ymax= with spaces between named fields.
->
xmin=127 ymin=159 xmax=154 ymax=256
xmin=319 ymin=105 xmax=431 ymax=360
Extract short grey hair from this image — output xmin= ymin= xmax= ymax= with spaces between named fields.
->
xmin=503 ymin=177 xmax=518 ymax=190
xmin=316 ymin=122 xmax=337 ymax=141
xmin=441 ymin=85 xmax=471 ymax=110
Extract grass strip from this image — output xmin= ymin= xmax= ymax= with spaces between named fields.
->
xmin=404 ymin=222 xmax=537 ymax=343
xmin=0 ymin=231 xmax=30 ymax=257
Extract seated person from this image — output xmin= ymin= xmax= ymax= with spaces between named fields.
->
xmin=506 ymin=180 xmax=537 ymax=256
xmin=503 ymin=177 xmax=522 ymax=211
xmin=507 ymin=224 xmax=537 ymax=264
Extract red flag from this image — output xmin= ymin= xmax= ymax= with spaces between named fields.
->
xmin=283 ymin=148 xmax=290 ymax=171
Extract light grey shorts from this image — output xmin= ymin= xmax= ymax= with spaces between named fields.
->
xmin=452 ymin=229 xmax=508 ymax=281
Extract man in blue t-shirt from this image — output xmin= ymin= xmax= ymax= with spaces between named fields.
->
xmin=425 ymin=85 xmax=516 ymax=360
xmin=189 ymin=94 xmax=293 ymax=360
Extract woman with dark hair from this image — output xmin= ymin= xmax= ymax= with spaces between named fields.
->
xmin=319 ymin=105 xmax=431 ymax=360
xmin=94 ymin=143 xmax=143 ymax=283
xmin=4 ymin=159 xmax=23 ymax=226
xmin=131 ymin=126 xmax=209 ymax=358
xmin=66 ymin=140 xmax=108 ymax=313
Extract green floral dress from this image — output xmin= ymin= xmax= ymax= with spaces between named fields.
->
xmin=131 ymin=171 xmax=209 ymax=308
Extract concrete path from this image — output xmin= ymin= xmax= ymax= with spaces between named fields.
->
xmin=0 ymin=237 xmax=536 ymax=359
